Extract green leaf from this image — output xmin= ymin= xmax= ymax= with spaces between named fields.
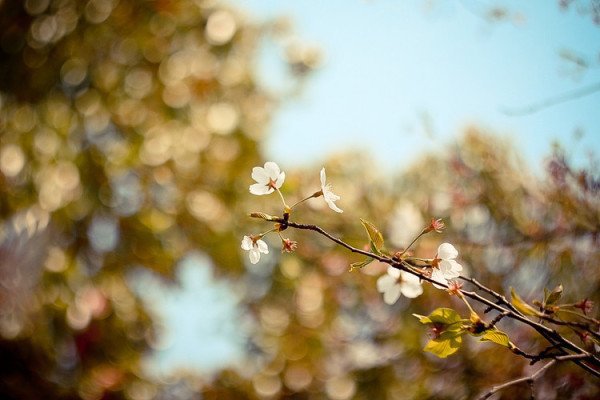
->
xmin=369 ymin=241 xmax=382 ymax=256
xmin=349 ymin=259 xmax=372 ymax=272
xmin=360 ymin=218 xmax=384 ymax=253
xmin=423 ymin=330 xmax=463 ymax=358
xmin=511 ymin=288 xmax=543 ymax=317
xmin=415 ymin=307 xmax=462 ymax=325
xmin=412 ymin=313 xmax=427 ymax=322
xmin=479 ymin=329 xmax=511 ymax=348
xmin=545 ymin=284 xmax=563 ymax=306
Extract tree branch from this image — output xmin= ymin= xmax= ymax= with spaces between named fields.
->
xmin=273 ymin=217 xmax=600 ymax=377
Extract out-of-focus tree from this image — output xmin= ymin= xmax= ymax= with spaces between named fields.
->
xmin=0 ymin=0 xmax=316 ymax=398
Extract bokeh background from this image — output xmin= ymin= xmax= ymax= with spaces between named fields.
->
xmin=0 ymin=0 xmax=599 ymax=399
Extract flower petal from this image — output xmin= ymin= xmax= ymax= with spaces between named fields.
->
xmin=241 ymin=236 xmax=253 ymax=250
xmin=324 ymin=188 xmax=340 ymax=202
xmin=251 ymin=166 xmax=269 ymax=183
xmin=400 ymin=270 xmax=420 ymax=284
xmin=377 ymin=274 xmax=396 ymax=293
xmin=263 ymin=162 xmax=281 ymax=179
xmin=325 ymin=197 xmax=343 ymax=213
xmin=431 ymin=269 xmax=448 ymax=289
xmin=320 ymin=167 xmax=326 ymax=187
xmin=437 ymin=243 xmax=458 ymax=260
xmin=249 ymin=248 xmax=261 ymax=264
xmin=256 ymin=239 xmax=269 ymax=254
xmin=274 ymin=171 xmax=285 ymax=189
xmin=400 ymin=271 xmax=423 ymax=298
xmin=249 ymin=182 xmax=273 ymax=195
xmin=440 ymin=260 xmax=461 ymax=279
xmin=447 ymin=259 xmax=462 ymax=274
xmin=400 ymin=281 xmax=423 ymax=298
xmin=387 ymin=266 xmax=401 ymax=279
xmin=383 ymin=284 xmax=402 ymax=305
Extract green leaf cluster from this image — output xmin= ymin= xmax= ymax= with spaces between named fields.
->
xmin=414 ymin=308 xmax=465 ymax=358
xmin=414 ymin=308 xmax=513 ymax=358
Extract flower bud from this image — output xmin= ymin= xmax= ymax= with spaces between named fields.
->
xmin=575 ymin=298 xmax=594 ymax=315
xmin=446 ymin=280 xmax=463 ymax=297
xmin=281 ymin=238 xmax=298 ymax=253
xmin=425 ymin=218 xmax=445 ymax=233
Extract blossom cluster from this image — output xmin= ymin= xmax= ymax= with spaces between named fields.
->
xmin=243 ymin=162 xmax=465 ymax=306
xmin=377 ymin=243 xmax=463 ymax=305
xmin=241 ymin=162 xmax=342 ymax=264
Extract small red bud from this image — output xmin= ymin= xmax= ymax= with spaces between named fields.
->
xmin=575 ymin=299 xmax=594 ymax=315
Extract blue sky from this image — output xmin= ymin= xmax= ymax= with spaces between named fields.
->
xmin=129 ymin=253 xmax=247 ymax=378
xmin=142 ymin=1 xmax=600 ymax=378
xmin=238 ymin=0 xmax=600 ymax=172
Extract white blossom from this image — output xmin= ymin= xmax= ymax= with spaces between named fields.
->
xmin=431 ymin=242 xmax=463 ymax=289
xmin=241 ymin=235 xmax=269 ymax=264
xmin=377 ymin=266 xmax=423 ymax=304
xmin=249 ymin=162 xmax=285 ymax=195
xmin=320 ymin=168 xmax=342 ymax=213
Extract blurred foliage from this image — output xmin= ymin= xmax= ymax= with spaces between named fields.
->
xmin=0 ymin=0 xmax=312 ymax=398
xmin=1 ymin=1 xmax=599 ymax=400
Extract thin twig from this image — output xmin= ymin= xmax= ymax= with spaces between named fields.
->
xmin=501 ymin=81 xmax=600 ymax=116
xmin=477 ymin=360 xmax=556 ymax=400
xmin=460 ymin=276 xmax=524 ymax=317
xmin=539 ymin=313 xmax=600 ymax=335
xmin=488 ymin=311 xmax=510 ymax=328
xmin=477 ymin=354 xmax=594 ymax=400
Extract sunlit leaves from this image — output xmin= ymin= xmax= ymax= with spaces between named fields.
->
xmin=423 ymin=330 xmax=464 ymax=358
xmin=414 ymin=308 xmax=466 ymax=358
xmin=416 ymin=308 xmax=512 ymax=356
xmin=413 ymin=308 xmax=463 ymax=326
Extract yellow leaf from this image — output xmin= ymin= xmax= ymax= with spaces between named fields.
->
xmin=510 ymin=288 xmax=543 ymax=317
xmin=480 ymin=329 xmax=510 ymax=348
xmin=349 ymin=259 xmax=372 ymax=272
xmin=360 ymin=218 xmax=384 ymax=253
xmin=423 ymin=331 xmax=463 ymax=358
xmin=545 ymin=284 xmax=563 ymax=306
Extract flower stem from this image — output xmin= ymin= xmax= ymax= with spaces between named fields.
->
xmin=397 ymin=230 xmax=427 ymax=258
xmin=275 ymin=188 xmax=290 ymax=211
xmin=460 ymin=295 xmax=477 ymax=316
xmin=289 ymin=191 xmax=321 ymax=209
xmin=258 ymin=227 xmax=278 ymax=238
